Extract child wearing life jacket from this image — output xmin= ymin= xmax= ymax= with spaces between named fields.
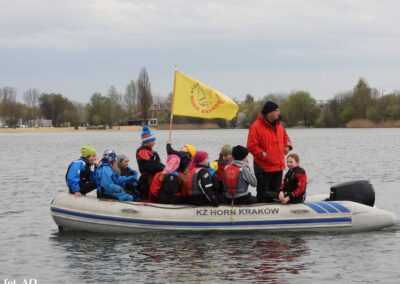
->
xmin=212 ymin=144 xmax=233 ymax=196
xmin=136 ymin=126 xmax=164 ymax=200
xmin=223 ymin=145 xmax=257 ymax=205
xmin=66 ymin=145 xmax=98 ymax=197
xmin=117 ymin=154 xmax=139 ymax=196
xmin=183 ymin=151 xmax=219 ymax=206
xmin=96 ymin=150 xmax=140 ymax=201
xmin=166 ymin=140 xmax=196 ymax=173
xmin=279 ymin=153 xmax=307 ymax=205
xmin=150 ymin=154 xmax=183 ymax=204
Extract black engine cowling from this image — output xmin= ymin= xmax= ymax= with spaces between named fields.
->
xmin=329 ymin=180 xmax=375 ymax=207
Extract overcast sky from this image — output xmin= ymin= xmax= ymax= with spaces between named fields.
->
xmin=1 ymin=0 xmax=400 ymax=102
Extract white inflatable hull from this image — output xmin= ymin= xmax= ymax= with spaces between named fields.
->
xmin=50 ymin=193 xmax=396 ymax=233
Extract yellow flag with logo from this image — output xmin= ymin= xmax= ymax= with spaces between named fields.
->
xmin=172 ymin=70 xmax=239 ymax=120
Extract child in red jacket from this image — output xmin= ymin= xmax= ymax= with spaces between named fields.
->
xmin=279 ymin=153 xmax=307 ymax=205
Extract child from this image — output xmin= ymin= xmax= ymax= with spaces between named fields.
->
xmin=223 ymin=145 xmax=257 ymax=205
xmin=66 ymin=145 xmax=98 ymax=197
xmin=136 ymin=126 xmax=164 ymax=200
xmin=150 ymin=154 xmax=183 ymax=204
xmin=96 ymin=150 xmax=140 ymax=201
xmin=166 ymin=140 xmax=196 ymax=173
xmin=279 ymin=153 xmax=307 ymax=205
xmin=117 ymin=154 xmax=139 ymax=195
xmin=213 ymin=144 xmax=233 ymax=195
xmin=183 ymin=151 xmax=219 ymax=206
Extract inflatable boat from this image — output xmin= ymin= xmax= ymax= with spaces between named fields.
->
xmin=50 ymin=181 xmax=396 ymax=233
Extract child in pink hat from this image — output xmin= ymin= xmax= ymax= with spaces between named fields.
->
xmin=150 ymin=155 xmax=184 ymax=204
xmin=183 ymin=151 xmax=219 ymax=206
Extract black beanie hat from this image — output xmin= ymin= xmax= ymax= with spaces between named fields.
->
xmin=261 ymin=101 xmax=279 ymax=115
xmin=232 ymin=145 xmax=249 ymax=161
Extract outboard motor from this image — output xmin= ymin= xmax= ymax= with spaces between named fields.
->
xmin=329 ymin=180 xmax=375 ymax=207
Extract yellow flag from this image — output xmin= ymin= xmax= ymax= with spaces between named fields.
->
xmin=172 ymin=70 xmax=238 ymax=120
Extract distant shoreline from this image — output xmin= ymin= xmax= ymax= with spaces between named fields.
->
xmin=0 ymin=123 xmax=222 ymax=133
xmin=1 ymin=119 xmax=399 ymax=134
xmin=0 ymin=125 xmax=142 ymax=133
xmin=346 ymin=119 xmax=400 ymax=128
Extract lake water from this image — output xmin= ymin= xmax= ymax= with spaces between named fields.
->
xmin=1 ymin=128 xmax=399 ymax=283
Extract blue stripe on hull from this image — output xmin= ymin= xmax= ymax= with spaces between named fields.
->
xmin=314 ymin=202 xmax=341 ymax=213
xmin=51 ymin=207 xmax=352 ymax=227
xmin=329 ymin=201 xmax=351 ymax=213
xmin=304 ymin=202 xmax=328 ymax=213
xmin=305 ymin=202 xmax=350 ymax=214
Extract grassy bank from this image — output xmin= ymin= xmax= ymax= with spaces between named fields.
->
xmin=346 ymin=119 xmax=400 ymax=128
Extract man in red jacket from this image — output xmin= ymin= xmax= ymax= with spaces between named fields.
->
xmin=246 ymin=101 xmax=292 ymax=202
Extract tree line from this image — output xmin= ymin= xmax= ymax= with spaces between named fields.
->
xmin=1 ymin=70 xmax=400 ymax=129
xmin=235 ymin=78 xmax=400 ymax=128
xmin=0 ymin=68 xmax=153 ymax=128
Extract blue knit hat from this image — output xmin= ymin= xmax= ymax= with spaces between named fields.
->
xmin=141 ymin=125 xmax=156 ymax=143
xmin=102 ymin=149 xmax=116 ymax=162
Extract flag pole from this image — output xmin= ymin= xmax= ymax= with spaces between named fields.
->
xmin=169 ymin=66 xmax=178 ymax=142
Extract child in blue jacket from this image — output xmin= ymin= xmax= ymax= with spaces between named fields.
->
xmin=66 ymin=145 xmax=98 ymax=197
xmin=96 ymin=150 xmax=140 ymax=201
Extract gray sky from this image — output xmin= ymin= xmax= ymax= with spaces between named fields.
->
xmin=1 ymin=0 xmax=400 ymax=102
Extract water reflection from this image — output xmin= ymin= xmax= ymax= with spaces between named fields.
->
xmin=50 ymin=231 xmax=310 ymax=283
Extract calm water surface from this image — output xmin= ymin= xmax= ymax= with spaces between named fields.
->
xmin=0 ymin=128 xmax=399 ymax=283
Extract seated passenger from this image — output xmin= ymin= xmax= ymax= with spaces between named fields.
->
xmin=136 ymin=126 xmax=164 ymax=200
xmin=213 ymin=144 xmax=233 ymax=197
xmin=66 ymin=145 xmax=98 ymax=197
xmin=166 ymin=140 xmax=196 ymax=173
xmin=279 ymin=153 xmax=307 ymax=205
xmin=117 ymin=154 xmax=139 ymax=195
xmin=224 ymin=145 xmax=257 ymax=205
xmin=150 ymin=154 xmax=183 ymax=204
xmin=183 ymin=151 xmax=219 ymax=207
xmin=96 ymin=150 xmax=140 ymax=201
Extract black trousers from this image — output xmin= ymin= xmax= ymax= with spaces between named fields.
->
xmin=156 ymin=192 xmax=182 ymax=204
xmin=182 ymin=195 xmax=218 ymax=207
xmin=69 ymin=181 xmax=97 ymax=195
xmin=138 ymin=175 xmax=150 ymax=200
xmin=256 ymin=171 xmax=283 ymax=203
xmin=225 ymin=193 xmax=257 ymax=205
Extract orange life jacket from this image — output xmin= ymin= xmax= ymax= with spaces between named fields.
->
xmin=223 ymin=164 xmax=241 ymax=198
xmin=184 ymin=167 xmax=202 ymax=196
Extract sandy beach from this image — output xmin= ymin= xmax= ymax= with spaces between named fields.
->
xmin=0 ymin=123 xmax=222 ymax=134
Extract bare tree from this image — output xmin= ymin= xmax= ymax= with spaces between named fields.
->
xmin=0 ymin=87 xmax=19 ymax=127
xmin=23 ymin=89 xmax=40 ymax=108
xmin=124 ymin=80 xmax=137 ymax=118
xmin=108 ymin=85 xmax=123 ymax=128
xmin=137 ymin=67 xmax=153 ymax=121
xmin=23 ymin=89 xmax=41 ymax=126
xmin=244 ymin=94 xmax=254 ymax=103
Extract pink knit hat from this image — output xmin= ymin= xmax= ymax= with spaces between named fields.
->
xmin=189 ymin=151 xmax=208 ymax=169
xmin=163 ymin=154 xmax=181 ymax=173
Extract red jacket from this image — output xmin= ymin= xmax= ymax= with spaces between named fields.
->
xmin=281 ymin=167 xmax=307 ymax=198
xmin=247 ymin=114 xmax=292 ymax=172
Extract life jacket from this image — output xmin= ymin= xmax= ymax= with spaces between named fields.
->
xmin=223 ymin=164 xmax=241 ymax=198
xmin=65 ymin=158 xmax=93 ymax=191
xmin=136 ymin=145 xmax=161 ymax=175
xmin=160 ymin=172 xmax=180 ymax=194
xmin=216 ymin=160 xmax=228 ymax=182
xmin=184 ymin=167 xmax=203 ymax=196
xmin=283 ymin=167 xmax=307 ymax=194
